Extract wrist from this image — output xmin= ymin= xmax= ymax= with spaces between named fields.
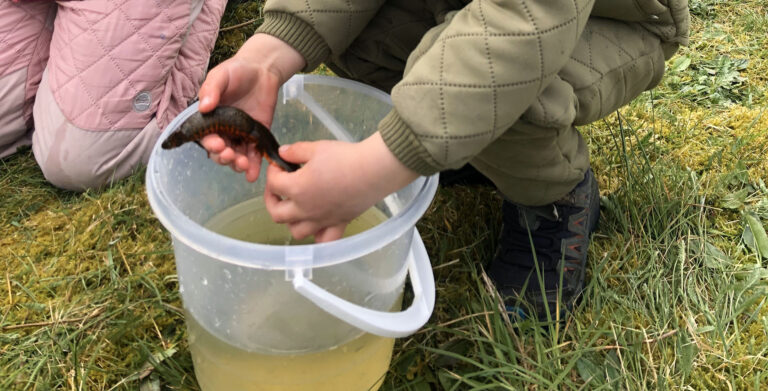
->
xmin=358 ymin=132 xmax=420 ymax=196
xmin=378 ymin=110 xmax=441 ymax=176
xmin=236 ymin=33 xmax=306 ymax=85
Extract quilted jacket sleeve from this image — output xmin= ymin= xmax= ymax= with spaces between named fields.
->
xmin=256 ymin=0 xmax=386 ymax=71
xmin=258 ymin=0 xmax=596 ymax=176
xmin=380 ymin=0 xmax=595 ymax=175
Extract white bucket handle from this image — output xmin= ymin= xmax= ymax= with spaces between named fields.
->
xmin=292 ymin=230 xmax=435 ymax=338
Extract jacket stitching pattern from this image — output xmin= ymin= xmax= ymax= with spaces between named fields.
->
xmin=521 ymin=0 xmax=547 ymax=97
xmin=294 ymin=8 xmax=380 ymax=15
xmin=418 ymin=131 xmax=492 ymax=141
xmin=302 ymin=0 xmax=316 ymax=27
xmin=0 ymin=4 xmax=40 ymax=72
xmin=438 ymin=39 xmax=448 ymax=162
xmin=476 ymin=0 xmax=497 ymax=139
xmin=150 ymin=0 xmax=185 ymax=38
xmin=435 ymin=21 xmax=578 ymax=40
xmin=53 ymin=0 xmax=184 ymax=128
xmin=344 ymin=0 xmax=353 ymax=48
xmin=397 ymin=78 xmax=540 ymax=89
xmin=65 ymin=2 xmax=156 ymax=127
xmin=569 ymin=57 xmax=603 ymax=78
xmin=591 ymin=29 xmax=634 ymax=58
xmin=52 ymin=1 xmax=155 ymax=92
xmin=535 ymin=95 xmax=549 ymax=124
xmin=587 ymin=24 xmax=593 ymax=74
xmin=401 ymin=0 xmax=590 ymax=166
xmin=114 ymin=5 xmax=169 ymax=72
xmin=575 ymin=50 xmax=654 ymax=93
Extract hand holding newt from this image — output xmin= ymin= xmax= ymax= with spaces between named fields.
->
xmin=196 ymin=33 xmax=306 ymax=182
xmin=196 ymin=33 xmax=418 ymax=242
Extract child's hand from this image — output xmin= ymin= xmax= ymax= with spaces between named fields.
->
xmin=197 ymin=33 xmax=305 ymax=182
xmin=264 ymin=132 xmax=419 ymax=243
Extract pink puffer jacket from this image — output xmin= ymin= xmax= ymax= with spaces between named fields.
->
xmin=5 ymin=0 xmax=227 ymax=131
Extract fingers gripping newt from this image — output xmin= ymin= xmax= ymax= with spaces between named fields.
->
xmin=161 ymin=106 xmax=300 ymax=172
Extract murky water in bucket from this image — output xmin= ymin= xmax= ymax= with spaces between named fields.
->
xmin=187 ymin=314 xmax=395 ymax=390
xmin=187 ymin=197 xmax=397 ymax=390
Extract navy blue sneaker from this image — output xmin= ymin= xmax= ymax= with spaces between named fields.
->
xmin=487 ymin=169 xmax=600 ymax=321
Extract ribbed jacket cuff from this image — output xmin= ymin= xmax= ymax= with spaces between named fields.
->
xmin=256 ymin=12 xmax=330 ymax=72
xmin=378 ymin=110 xmax=441 ymax=176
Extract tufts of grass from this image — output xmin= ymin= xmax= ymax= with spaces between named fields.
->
xmin=1 ymin=152 xmax=191 ymax=390
xmin=378 ymin=103 xmax=768 ymax=390
xmin=656 ymin=0 xmax=768 ymax=108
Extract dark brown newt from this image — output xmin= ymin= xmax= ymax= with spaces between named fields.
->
xmin=161 ymin=105 xmax=300 ymax=172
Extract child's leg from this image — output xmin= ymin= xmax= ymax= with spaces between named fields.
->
xmin=0 ymin=1 xmax=56 ymax=159
xmin=471 ymin=18 xmax=668 ymax=205
xmin=30 ymin=0 xmax=227 ymax=191
xmin=479 ymin=18 xmax=670 ymax=319
xmin=325 ymin=1 xmax=442 ymax=94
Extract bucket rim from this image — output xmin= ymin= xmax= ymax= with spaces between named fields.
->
xmin=145 ymin=75 xmax=438 ymax=270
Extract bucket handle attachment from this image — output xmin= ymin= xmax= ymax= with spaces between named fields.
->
xmin=292 ymin=230 xmax=435 ymax=338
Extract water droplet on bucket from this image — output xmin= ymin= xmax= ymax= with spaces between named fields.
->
xmin=223 ymin=269 xmax=232 ymax=279
xmin=202 ymin=278 xmax=208 ymax=286
xmin=179 ymin=286 xmax=185 ymax=293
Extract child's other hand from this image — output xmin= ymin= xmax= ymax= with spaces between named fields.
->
xmin=197 ymin=33 xmax=305 ymax=182
xmin=265 ymin=132 xmax=419 ymax=243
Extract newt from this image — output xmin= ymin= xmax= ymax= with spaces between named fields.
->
xmin=161 ymin=105 xmax=300 ymax=172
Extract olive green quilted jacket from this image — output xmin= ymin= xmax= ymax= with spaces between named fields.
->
xmin=257 ymin=0 xmax=689 ymax=175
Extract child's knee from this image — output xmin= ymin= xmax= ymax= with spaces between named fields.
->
xmin=32 ymin=122 xmax=157 ymax=191
xmin=33 ymin=126 xmax=155 ymax=191
xmin=34 ymin=148 xmax=116 ymax=191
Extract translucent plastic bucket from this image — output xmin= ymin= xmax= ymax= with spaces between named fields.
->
xmin=145 ymin=75 xmax=438 ymax=388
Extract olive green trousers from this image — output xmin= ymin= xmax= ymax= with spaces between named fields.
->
xmin=328 ymin=3 xmax=673 ymax=206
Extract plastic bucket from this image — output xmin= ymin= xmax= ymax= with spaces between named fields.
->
xmin=146 ymin=75 xmax=438 ymax=389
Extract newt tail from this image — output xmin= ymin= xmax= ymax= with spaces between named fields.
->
xmin=161 ymin=105 xmax=300 ymax=172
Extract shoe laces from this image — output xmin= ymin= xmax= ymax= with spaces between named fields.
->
xmin=499 ymin=203 xmax=582 ymax=270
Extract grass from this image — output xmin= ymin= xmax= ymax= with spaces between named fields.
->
xmin=2 ymin=0 xmax=768 ymax=389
